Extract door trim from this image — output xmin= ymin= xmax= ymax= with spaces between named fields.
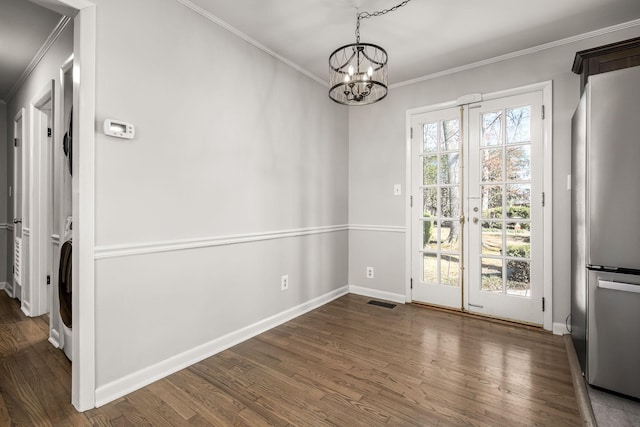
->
xmin=29 ymin=81 xmax=54 ymax=318
xmin=12 ymin=108 xmax=26 ymax=300
xmin=30 ymin=0 xmax=98 ymax=411
xmin=405 ymin=81 xmax=553 ymax=331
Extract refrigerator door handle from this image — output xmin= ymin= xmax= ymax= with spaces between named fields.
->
xmin=598 ymin=280 xmax=640 ymax=294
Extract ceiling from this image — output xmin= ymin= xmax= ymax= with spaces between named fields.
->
xmin=2 ymin=0 xmax=640 ymax=102
xmin=189 ymin=0 xmax=640 ymax=85
xmin=0 ymin=0 xmax=62 ymax=102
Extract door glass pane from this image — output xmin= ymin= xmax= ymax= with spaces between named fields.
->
xmin=506 ymin=106 xmax=531 ymax=144
xmin=440 ymin=153 xmax=460 ymax=184
xmin=482 ymin=222 xmax=502 ymax=255
xmin=482 ymin=111 xmax=502 ymax=146
xmin=441 ymin=255 xmax=460 ymax=287
xmin=423 ymin=220 xmax=437 ymax=250
xmin=481 ymin=148 xmax=503 ymax=182
xmin=423 ymin=253 xmax=438 ymax=283
xmin=506 ymin=222 xmax=531 ymax=259
xmin=481 ymin=185 xmax=502 ymax=218
xmin=507 ymin=260 xmax=530 ymax=296
xmin=481 ymin=258 xmax=503 ymax=292
xmin=423 ymin=188 xmax=437 ymax=216
xmin=506 ymin=145 xmax=531 ymax=181
xmin=441 ymin=221 xmax=460 ymax=252
xmin=441 ymin=119 xmax=460 ymax=151
xmin=423 ymin=123 xmax=438 ymax=153
xmin=423 ymin=155 xmax=437 ymax=185
xmin=506 ymin=184 xmax=531 ymax=212
xmin=441 ymin=187 xmax=460 ymax=218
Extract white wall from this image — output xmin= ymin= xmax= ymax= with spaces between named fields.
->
xmin=348 ymin=25 xmax=640 ymax=328
xmin=91 ymin=0 xmax=348 ymax=396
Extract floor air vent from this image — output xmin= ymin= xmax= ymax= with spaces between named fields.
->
xmin=367 ymin=300 xmax=396 ymax=309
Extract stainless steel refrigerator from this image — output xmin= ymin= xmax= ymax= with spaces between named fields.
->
xmin=571 ymin=65 xmax=640 ymax=399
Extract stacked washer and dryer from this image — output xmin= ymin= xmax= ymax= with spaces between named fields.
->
xmin=56 ymin=104 xmax=73 ymax=361
xmin=58 ymin=218 xmax=73 ymax=360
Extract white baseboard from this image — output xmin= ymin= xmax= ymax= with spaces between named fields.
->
xmin=348 ymin=285 xmax=406 ymax=304
xmin=49 ymin=329 xmax=60 ymax=348
xmin=95 ymin=285 xmax=350 ymax=407
xmin=553 ymin=322 xmax=569 ymax=336
xmin=3 ymin=285 xmax=13 ymax=298
xmin=0 ymin=282 xmax=6 ymax=291
xmin=21 ymin=301 xmax=30 ymax=317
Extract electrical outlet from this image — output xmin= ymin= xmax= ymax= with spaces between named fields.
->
xmin=281 ymin=274 xmax=289 ymax=291
xmin=366 ymin=266 xmax=374 ymax=279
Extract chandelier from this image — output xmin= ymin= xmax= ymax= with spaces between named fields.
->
xmin=328 ymin=0 xmax=412 ymax=106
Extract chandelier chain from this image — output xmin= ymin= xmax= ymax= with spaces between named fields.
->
xmin=355 ymin=0 xmax=412 ymax=43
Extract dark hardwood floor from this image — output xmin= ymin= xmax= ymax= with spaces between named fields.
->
xmin=0 ymin=291 xmax=581 ymax=426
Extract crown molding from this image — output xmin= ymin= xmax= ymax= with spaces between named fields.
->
xmin=391 ymin=18 xmax=640 ymax=89
xmin=5 ymin=16 xmax=72 ymax=103
xmin=175 ymin=0 xmax=327 ymax=87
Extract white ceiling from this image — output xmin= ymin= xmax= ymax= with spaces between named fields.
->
xmin=2 ymin=0 xmax=640 ymax=103
xmin=188 ymin=0 xmax=640 ymax=85
xmin=0 ymin=0 xmax=62 ymax=101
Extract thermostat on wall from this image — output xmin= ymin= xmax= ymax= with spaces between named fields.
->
xmin=103 ymin=119 xmax=135 ymax=139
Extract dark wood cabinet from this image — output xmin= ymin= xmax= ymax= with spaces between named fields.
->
xmin=572 ymin=36 xmax=640 ymax=93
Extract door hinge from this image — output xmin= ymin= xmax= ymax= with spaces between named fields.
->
xmin=411 ymin=278 xmax=413 ymax=289
xmin=410 ymin=196 xmax=413 ymax=207
xmin=410 ymin=127 xmax=413 ymax=139
xmin=542 ymin=192 xmax=545 ymax=207
xmin=47 ymin=128 xmax=52 ymax=137
xmin=46 ymin=275 xmax=51 ymax=285
xmin=13 ymin=265 xmax=15 ymax=274
xmin=542 ymin=297 xmax=545 ymax=312
xmin=541 ymin=105 xmax=545 ymax=120
xmin=14 ymin=138 xmax=18 ymax=147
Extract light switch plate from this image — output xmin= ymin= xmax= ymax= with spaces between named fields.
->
xmin=394 ymin=184 xmax=402 ymax=196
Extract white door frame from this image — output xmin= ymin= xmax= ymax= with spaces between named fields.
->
xmin=29 ymin=0 xmax=96 ymax=411
xmin=28 ymin=81 xmax=55 ymax=317
xmin=405 ymin=81 xmax=553 ymax=331
xmin=12 ymin=108 xmax=27 ymax=301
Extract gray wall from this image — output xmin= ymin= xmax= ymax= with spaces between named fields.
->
xmin=348 ymin=25 xmax=640 ymax=328
xmin=92 ymin=0 xmax=349 ymax=388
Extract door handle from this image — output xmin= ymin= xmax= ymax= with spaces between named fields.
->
xmin=13 ymin=218 xmax=22 ymax=224
xmin=473 ymin=217 xmax=479 ymax=224
xmin=598 ymin=280 xmax=640 ymax=294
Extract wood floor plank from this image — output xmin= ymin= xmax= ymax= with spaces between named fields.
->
xmin=0 ymin=291 xmax=581 ymax=425
xmin=0 ymin=394 xmax=11 ymax=426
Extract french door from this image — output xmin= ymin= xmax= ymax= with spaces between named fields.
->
xmin=411 ymin=107 xmax=463 ymax=308
xmin=411 ymin=90 xmax=545 ymax=325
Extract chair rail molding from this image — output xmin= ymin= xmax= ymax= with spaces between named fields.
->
xmin=95 ymin=224 xmax=350 ymax=259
